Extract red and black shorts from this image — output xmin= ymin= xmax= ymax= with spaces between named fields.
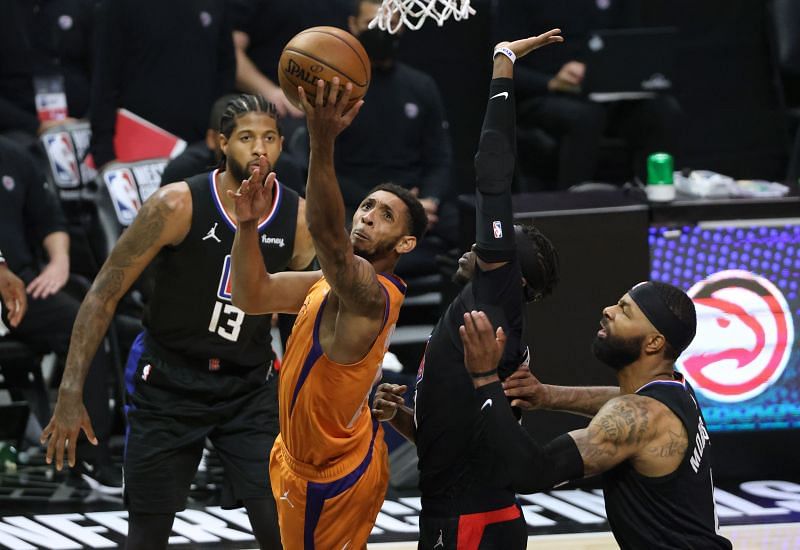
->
xmin=418 ymin=503 xmax=526 ymax=550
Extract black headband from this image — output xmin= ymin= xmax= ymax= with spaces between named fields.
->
xmin=628 ymin=282 xmax=693 ymax=352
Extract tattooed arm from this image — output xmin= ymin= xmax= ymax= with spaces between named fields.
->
xmin=299 ymin=78 xmax=389 ymax=364
xmin=40 ymin=183 xmax=192 ymax=470
xmin=568 ymin=394 xmax=660 ymax=477
xmin=502 ymin=367 xmax=619 ymax=417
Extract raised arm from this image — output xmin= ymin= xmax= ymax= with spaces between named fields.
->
xmin=41 ymin=184 xmax=192 ymax=469
xmin=474 ymin=30 xmax=563 ymax=274
xmin=230 ymin=159 xmax=321 ymax=314
xmin=297 ymin=79 xmax=385 ymax=319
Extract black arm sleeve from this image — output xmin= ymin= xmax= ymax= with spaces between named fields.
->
xmin=473 ymin=77 xmax=516 ymax=263
xmin=476 ymin=382 xmax=584 ymax=494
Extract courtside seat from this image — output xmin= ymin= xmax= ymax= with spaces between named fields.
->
xmin=0 ymin=340 xmax=48 ymax=429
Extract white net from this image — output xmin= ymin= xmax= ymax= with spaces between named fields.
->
xmin=369 ymin=0 xmax=476 ymax=34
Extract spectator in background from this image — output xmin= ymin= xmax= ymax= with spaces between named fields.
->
xmin=0 ymin=135 xmax=118 ymax=492
xmin=160 ymin=94 xmax=305 ymax=195
xmin=493 ymin=0 xmax=680 ymax=190
xmin=90 ymin=0 xmax=235 ymax=167
xmin=0 ymin=249 xmax=28 ymax=330
xmin=338 ymin=0 xmax=456 ymax=279
xmin=0 ymin=0 xmax=95 ymax=145
xmin=229 ymin=0 xmax=351 ymax=119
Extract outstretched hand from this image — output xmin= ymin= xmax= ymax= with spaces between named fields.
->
xmin=298 ymin=77 xmax=364 ymax=144
xmin=496 ymin=28 xmax=564 ymax=60
xmin=227 ymin=155 xmax=275 ymax=224
xmin=503 ymin=365 xmax=549 ymax=410
xmin=459 ymin=311 xmax=506 ymax=380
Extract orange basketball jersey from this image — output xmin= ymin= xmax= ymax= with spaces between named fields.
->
xmin=270 ymin=272 xmax=406 ymax=549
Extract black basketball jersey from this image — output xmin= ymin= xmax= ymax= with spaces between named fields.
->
xmin=602 ymin=374 xmax=732 ymax=549
xmin=415 ymin=262 xmax=527 ymax=513
xmin=144 ymin=170 xmax=299 ymax=368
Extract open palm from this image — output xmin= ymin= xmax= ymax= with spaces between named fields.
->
xmin=497 ymin=28 xmax=564 ymax=60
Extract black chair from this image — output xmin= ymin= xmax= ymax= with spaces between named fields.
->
xmin=0 ymin=340 xmax=48 ymax=429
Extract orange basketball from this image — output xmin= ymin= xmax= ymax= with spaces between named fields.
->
xmin=278 ymin=26 xmax=371 ymax=110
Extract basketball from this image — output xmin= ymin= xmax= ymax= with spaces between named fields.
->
xmin=278 ymin=26 xmax=371 ymax=110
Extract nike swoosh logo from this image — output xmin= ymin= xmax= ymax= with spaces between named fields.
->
xmin=481 ymin=398 xmax=493 ymax=411
xmin=490 ymin=92 xmax=509 ymax=101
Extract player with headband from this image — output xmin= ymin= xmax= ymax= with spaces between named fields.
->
xmin=458 ymin=280 xmax=732 ymax=549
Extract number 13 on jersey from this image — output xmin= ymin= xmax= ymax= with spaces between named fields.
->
xmin=209 ymin=255 xmax=244 ymax=342
xmin=209 ymin=301 xmax=244 ymax=342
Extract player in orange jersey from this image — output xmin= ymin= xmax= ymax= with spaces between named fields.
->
xmin=229 ymin=77 xmax=427 ymax=549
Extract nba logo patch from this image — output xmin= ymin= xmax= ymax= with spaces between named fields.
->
xmin=209 ymin=358 xmax=221 ymax=372
xmin=142 ymin=364 xmax=152 ymax=381
xmin=104 ymin=168 xmax=142 ymax=225
xmin=43 ymin=132 xmax=80 ymax=187
xmin=493 ymin=221 xmax=503 ymax=239
xmin=2 ymin=175 xmax=14 ymax=191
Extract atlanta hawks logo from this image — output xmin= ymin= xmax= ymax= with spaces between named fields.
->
xmin=677 ymin=270 xmax=794 ymax=402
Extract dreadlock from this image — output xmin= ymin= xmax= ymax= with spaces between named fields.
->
xmin=217 ymin=94 xmax=280 ymax=171
xmin=517 ymin=224 xmax=560 ymax=299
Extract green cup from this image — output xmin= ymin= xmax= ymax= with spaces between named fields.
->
xmin=647 ymin=152 xmax=674 ymax=185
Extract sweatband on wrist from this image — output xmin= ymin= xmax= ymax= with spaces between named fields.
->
xmin=470 ymin=368 xmax=498 ymax=379
xmin=0 ymin=250 xmax=4 ymax=263
xmin=493 ymin=46 xmax=516 ymax=64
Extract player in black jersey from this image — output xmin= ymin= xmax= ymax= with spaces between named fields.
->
xmin=40 ymin=95 xmax=316 ymax=550
xmin=372 ymin=30 xmax=563 ymax=549
xmin=459 ymin=282 xmax=732 ymax=550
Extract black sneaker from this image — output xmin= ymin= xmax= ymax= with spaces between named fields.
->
xmin=76 ymin=460 xmax=123 ymax=495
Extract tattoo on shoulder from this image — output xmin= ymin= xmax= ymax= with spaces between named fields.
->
xmin=597 ymin=397 xmax=651 ymax=446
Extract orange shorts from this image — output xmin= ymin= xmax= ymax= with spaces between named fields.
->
xmin=269 ymin=430 xmax=389 ymax=549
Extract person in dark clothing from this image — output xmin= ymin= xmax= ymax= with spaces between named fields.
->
xmin=0 ymin=249 xmax=28 ymax=331
xmin=334 ymin=0 xmax=455 ymax=278
xmin=41 ymin=96 xmax=316 ymax=550
xmin=0 ymin=0 xmax=95 ymax=143
xmin=458 ymin=282 xmax=732 ymax=550
xmin=161 ymin=94 xmax=305 ymax=195
xmin=229 ymin=0 xmax=350 ymax=119
xmin=372 ymin=30 xmax=563 ymax=549
xmin=0 ymin=136 xmax=118 ymax=491
xmin=90 ymin=0 xmax=235 ymax=167
xmin=493 ymin=0 xmax=680 ymax=189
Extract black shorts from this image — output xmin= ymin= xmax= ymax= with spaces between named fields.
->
xmin=418 ymin=503 xmax=527 ymax=550
xmin=123 ymin=332 xmax=279 ymax=513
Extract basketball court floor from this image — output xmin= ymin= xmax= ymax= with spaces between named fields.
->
xmin=0 ymin=446 xmax=798 ymax=549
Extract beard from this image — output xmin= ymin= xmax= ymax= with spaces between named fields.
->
xmin=227 ymin=157 xmax=250 ymax=184
xmin=353 ymin=236 xmax=398 ymax=263
xmin=592 ymin=328 xmax=644 ymax=371
xmin=227 ymin=157 xmax=271 ymax=185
